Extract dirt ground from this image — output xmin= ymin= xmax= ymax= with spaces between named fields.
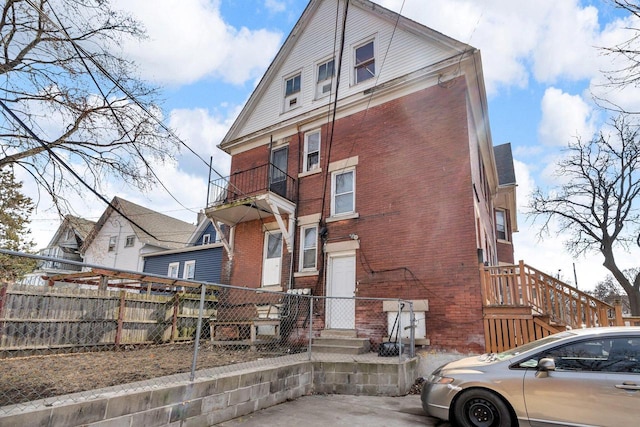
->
xmin=0 ymin=342 xmax=289 ymax=407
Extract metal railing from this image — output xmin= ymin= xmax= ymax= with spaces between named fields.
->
xmin=0 ymin=250 xmax=414 ymax=413
xmin=207 ymin=163 xmax=297 ymax=207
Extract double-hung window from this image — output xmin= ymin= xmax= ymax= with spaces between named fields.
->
xmin=304 ymin=130 xmax=321 ymax=172
xmin=168 ymin=262 xmax=179 ymax=278
xmin=108 ymin=236 xmax=117 ymax=252
xmin=496 ymin=210 xmax=507 ymax=241
xmin=331 ymin=169 xmax=355 ymax=216
xmin=300 ymin=225 xmax=318 ymax=270
xmin=284 ymin=73 xmax=301 ymax=111
xmin=125 ymin=235 xmax=135 ymax=247
xmin=202 ymin=234 xmax=211 ymax=245
xmin=183 ymin=260 xmax=196 ymax=280
xmin=354 ymin=40 xmax=375 ymax=83
xmin=316 ymin=58 xmax=335 ymax=97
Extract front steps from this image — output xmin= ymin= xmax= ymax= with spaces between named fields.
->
xmin=311 ymin=329 xmax=371 ymax=355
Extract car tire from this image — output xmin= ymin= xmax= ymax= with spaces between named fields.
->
xmin=453 ymin=389 xmax=515 ymax=427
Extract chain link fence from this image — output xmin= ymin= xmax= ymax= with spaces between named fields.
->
xmin=0 ymin=250 xmax=415 ymax=414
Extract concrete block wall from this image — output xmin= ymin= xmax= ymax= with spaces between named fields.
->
xmin=0 ymin=358 xmax=418 ymax=427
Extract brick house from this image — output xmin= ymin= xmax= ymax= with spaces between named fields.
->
xmin=205 ymin=0 xmax=516 ymax=352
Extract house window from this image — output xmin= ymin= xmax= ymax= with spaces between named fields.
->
xmin=284 ymin=73 xmax=301 ymax=111
xmin=316 ymin=58 xmax=335 ymax=97
xmin=304 ymin=130 xmax=321 ymax=172
xmin=300 ymin=225 xmax=318 ymax=270
xmin=108 ymin=236 xmax=117 ymax=252
xmin=168 ymin=262 xmax=179 ymax=278
xmin=331 ymin=169 xmax=355 ymax=216
xmin=354 ymin=40 xmax=375 ymax=83
xmin=202 ymin=234 xmax=211 ymax=245
xmin=183 ymin=260 xmax=196 ymax=280
xmin=496 ymin=210 xmax=508 ymax=241
xmin=125 ymin=235 xmax=135 ymax=247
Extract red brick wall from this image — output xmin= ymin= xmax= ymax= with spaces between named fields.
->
xmin=222 ymin=77 xmax=488 ymax=352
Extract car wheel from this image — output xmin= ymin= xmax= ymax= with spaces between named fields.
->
xmin=453 ymin=389 xmax=514 ymax=427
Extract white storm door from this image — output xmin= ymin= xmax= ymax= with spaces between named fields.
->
xmin=326 ymin=254 xmax=356 ymax=329
xmin=262 ymin=231 xmax=282 ymax=287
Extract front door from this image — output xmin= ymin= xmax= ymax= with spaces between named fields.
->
xmin=269 ymin=146 xmax=288 ymax=197
xmin=326 ymin=254 xmax=356 ymax=329
xmin=262 ymin=231 xmax=282 ymax=287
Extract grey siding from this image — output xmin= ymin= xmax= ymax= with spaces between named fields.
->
xmin=143 ymin=247 xmax=222 ymax=283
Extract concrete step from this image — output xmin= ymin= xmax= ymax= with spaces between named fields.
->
xmin=310 ymin=343 xmax=369 ymax=355
xmin=311 ymin=336 xmax=371 ymax=355
xmin=320 ymin=329 xmax=357 ymax=338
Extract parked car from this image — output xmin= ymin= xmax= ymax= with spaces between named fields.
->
xmin=421 ymin=327 xmax=640 ymax=427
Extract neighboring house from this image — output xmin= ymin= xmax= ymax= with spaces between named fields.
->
xmin=142 ymin=216 xmax=224 ymax=284
xmin=20 ymin=215 xmax=96 ymax=286
xmin=81 ymin=197 xmax=196 ymax=272
xmin=204 ymin=0 xmax=517 ymax=352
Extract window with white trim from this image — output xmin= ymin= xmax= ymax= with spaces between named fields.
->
xmin=331 ymin=169 xmax=355 ymax=216
xmin=202 ymin=234 xmax=211 ymax=245
xmin=316 ymin=58 xmax=335 ymax=97
xmin=496 ymin=209 xmax=508 ymax=241
xmin=304 ymin=130 xmax=321 ymax=172
xmin=354 ymin=40 xmax=375 ymax=84
xmin=168 ymin=262 xmax=179 ymax=278
xmin=183 ymin=260 xmax=196 ymax=280
xmin=300 ymin=225 xmax=318 ymax=271
xmin=284 ymin=73 xmax=301 ymax=111
xmin=108 ymin=236 xmax=117 ymax=252
xmin=125 ymin=235 xmax=135 ymax=247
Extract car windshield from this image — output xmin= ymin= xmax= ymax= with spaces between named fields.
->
xmin=493 ymin=331 xmax=576 ymax=361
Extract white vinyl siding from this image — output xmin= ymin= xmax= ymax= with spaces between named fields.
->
xmin=235 ymin=0 xmax=456 ymax=139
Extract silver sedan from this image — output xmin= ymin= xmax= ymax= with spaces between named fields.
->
xmin=421 ymin=327 xmax=640 ymax=427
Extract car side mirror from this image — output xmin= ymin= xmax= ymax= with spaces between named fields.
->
xmin=538 ymin=358 xmax=556 ymax=371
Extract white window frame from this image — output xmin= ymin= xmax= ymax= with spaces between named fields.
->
xmin=354 ymin=39 xmax=375 ymax=84
xmin=299 ymin=225 xmax=318 ymax=271
xmin=316 ymin=57 xmax=335 ymax=98
xmin=183 ymin=260 xmax=196 ymax=280
xmin=283 ymin=72 xmax=302 ymax=112
xmin=303 ymin=130 xmax=321 ymax=173
xmin=108 ymin=236 xmax=117 ymax=252
xmin=331 ymin=168 xmax=356 ymax=217
xmin=168 ymin=262 xmax=179 ymax=278
xmin=202 ymin=234 xmax=211 ymax=245
xmin=124 ymin=235 xmax=135 ymax=247
xmin=496 ymin=209 xmax=508 ymax=241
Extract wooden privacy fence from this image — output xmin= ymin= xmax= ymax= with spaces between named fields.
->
xmin=0 ymin=284 xmax=216 ymax=356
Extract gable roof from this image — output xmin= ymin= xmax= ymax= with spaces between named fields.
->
xmin=47 ymin=215 xmax=96 ymax=248
xmin=219 ymin=0 xmax=473 ymax=151
xmin=81 ymin=197 xmax=196 ymax=252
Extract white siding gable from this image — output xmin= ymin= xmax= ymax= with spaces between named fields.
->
xmin=229 ymin=0 xmax=467 ymax=145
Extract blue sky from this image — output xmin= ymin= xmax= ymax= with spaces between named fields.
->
xmin=24 ymin=0 xmax=640 ymax=290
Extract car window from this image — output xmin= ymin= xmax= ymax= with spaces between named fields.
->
xmin=524 ymin=337 xmax=640 ymax=373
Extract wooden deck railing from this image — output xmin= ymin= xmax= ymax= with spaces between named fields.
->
xmin=480 ymin=261 xmax=614 ymax=330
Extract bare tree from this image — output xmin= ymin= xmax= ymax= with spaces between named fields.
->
xmin=0 ymin=0 xmax=177 ymax=211
xmin=529 ymin=115 xmax=640 ymax=314
xmin=589 ymin=272 xmax=637 ymax=314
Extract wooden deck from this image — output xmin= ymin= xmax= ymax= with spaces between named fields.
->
xmin=480 ymin=261 xmax=635 ymax=352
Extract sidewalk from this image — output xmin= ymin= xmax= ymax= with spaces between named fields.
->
xmin=216 ymin=394 xmax=450 ymax=427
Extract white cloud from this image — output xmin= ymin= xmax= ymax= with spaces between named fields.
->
xmin=538 ymin=87 xmax=595 ymax=147
xmin=265 ymin=0 xmax=287 ymax=13
xmin=112 ymin=0 xmax=283 ymax=85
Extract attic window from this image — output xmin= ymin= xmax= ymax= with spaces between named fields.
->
xmin=354 ymin=40 xmax=375 ymax=83
xmin=125 ymin=235 xmax=135 ymax=247
xmin=284 ymin=73 xmax=301 ymax=111
xmin=202 ymin=234 xmax=211 ymax=245
xmin=108 ymin=236 xmax=117 ymax=252
xmin=316 ymin=58 xmax=335 ymax=97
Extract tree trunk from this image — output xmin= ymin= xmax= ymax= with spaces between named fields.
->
xmin=602 ymin=248 xmax=640 ymax=316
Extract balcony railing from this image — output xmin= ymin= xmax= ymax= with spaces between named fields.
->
xmin=207 ymin=163 xmax=297 ymax=207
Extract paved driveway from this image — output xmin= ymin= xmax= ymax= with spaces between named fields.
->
xmin=216 ymin=394 xmax=450 ymax=427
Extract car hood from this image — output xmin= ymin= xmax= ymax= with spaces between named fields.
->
xmin=439 ymin=354 xmax=505 ymax=373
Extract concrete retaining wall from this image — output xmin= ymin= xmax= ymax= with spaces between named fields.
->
xmin=0 ymin=357 xmax=417 ymax=427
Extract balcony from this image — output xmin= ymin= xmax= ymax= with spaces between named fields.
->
xmin=205 ymin=163 xmax=297 ymax=226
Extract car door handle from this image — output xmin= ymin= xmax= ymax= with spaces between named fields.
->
xmin=615 ymin=382 xmax=640 ymax=391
